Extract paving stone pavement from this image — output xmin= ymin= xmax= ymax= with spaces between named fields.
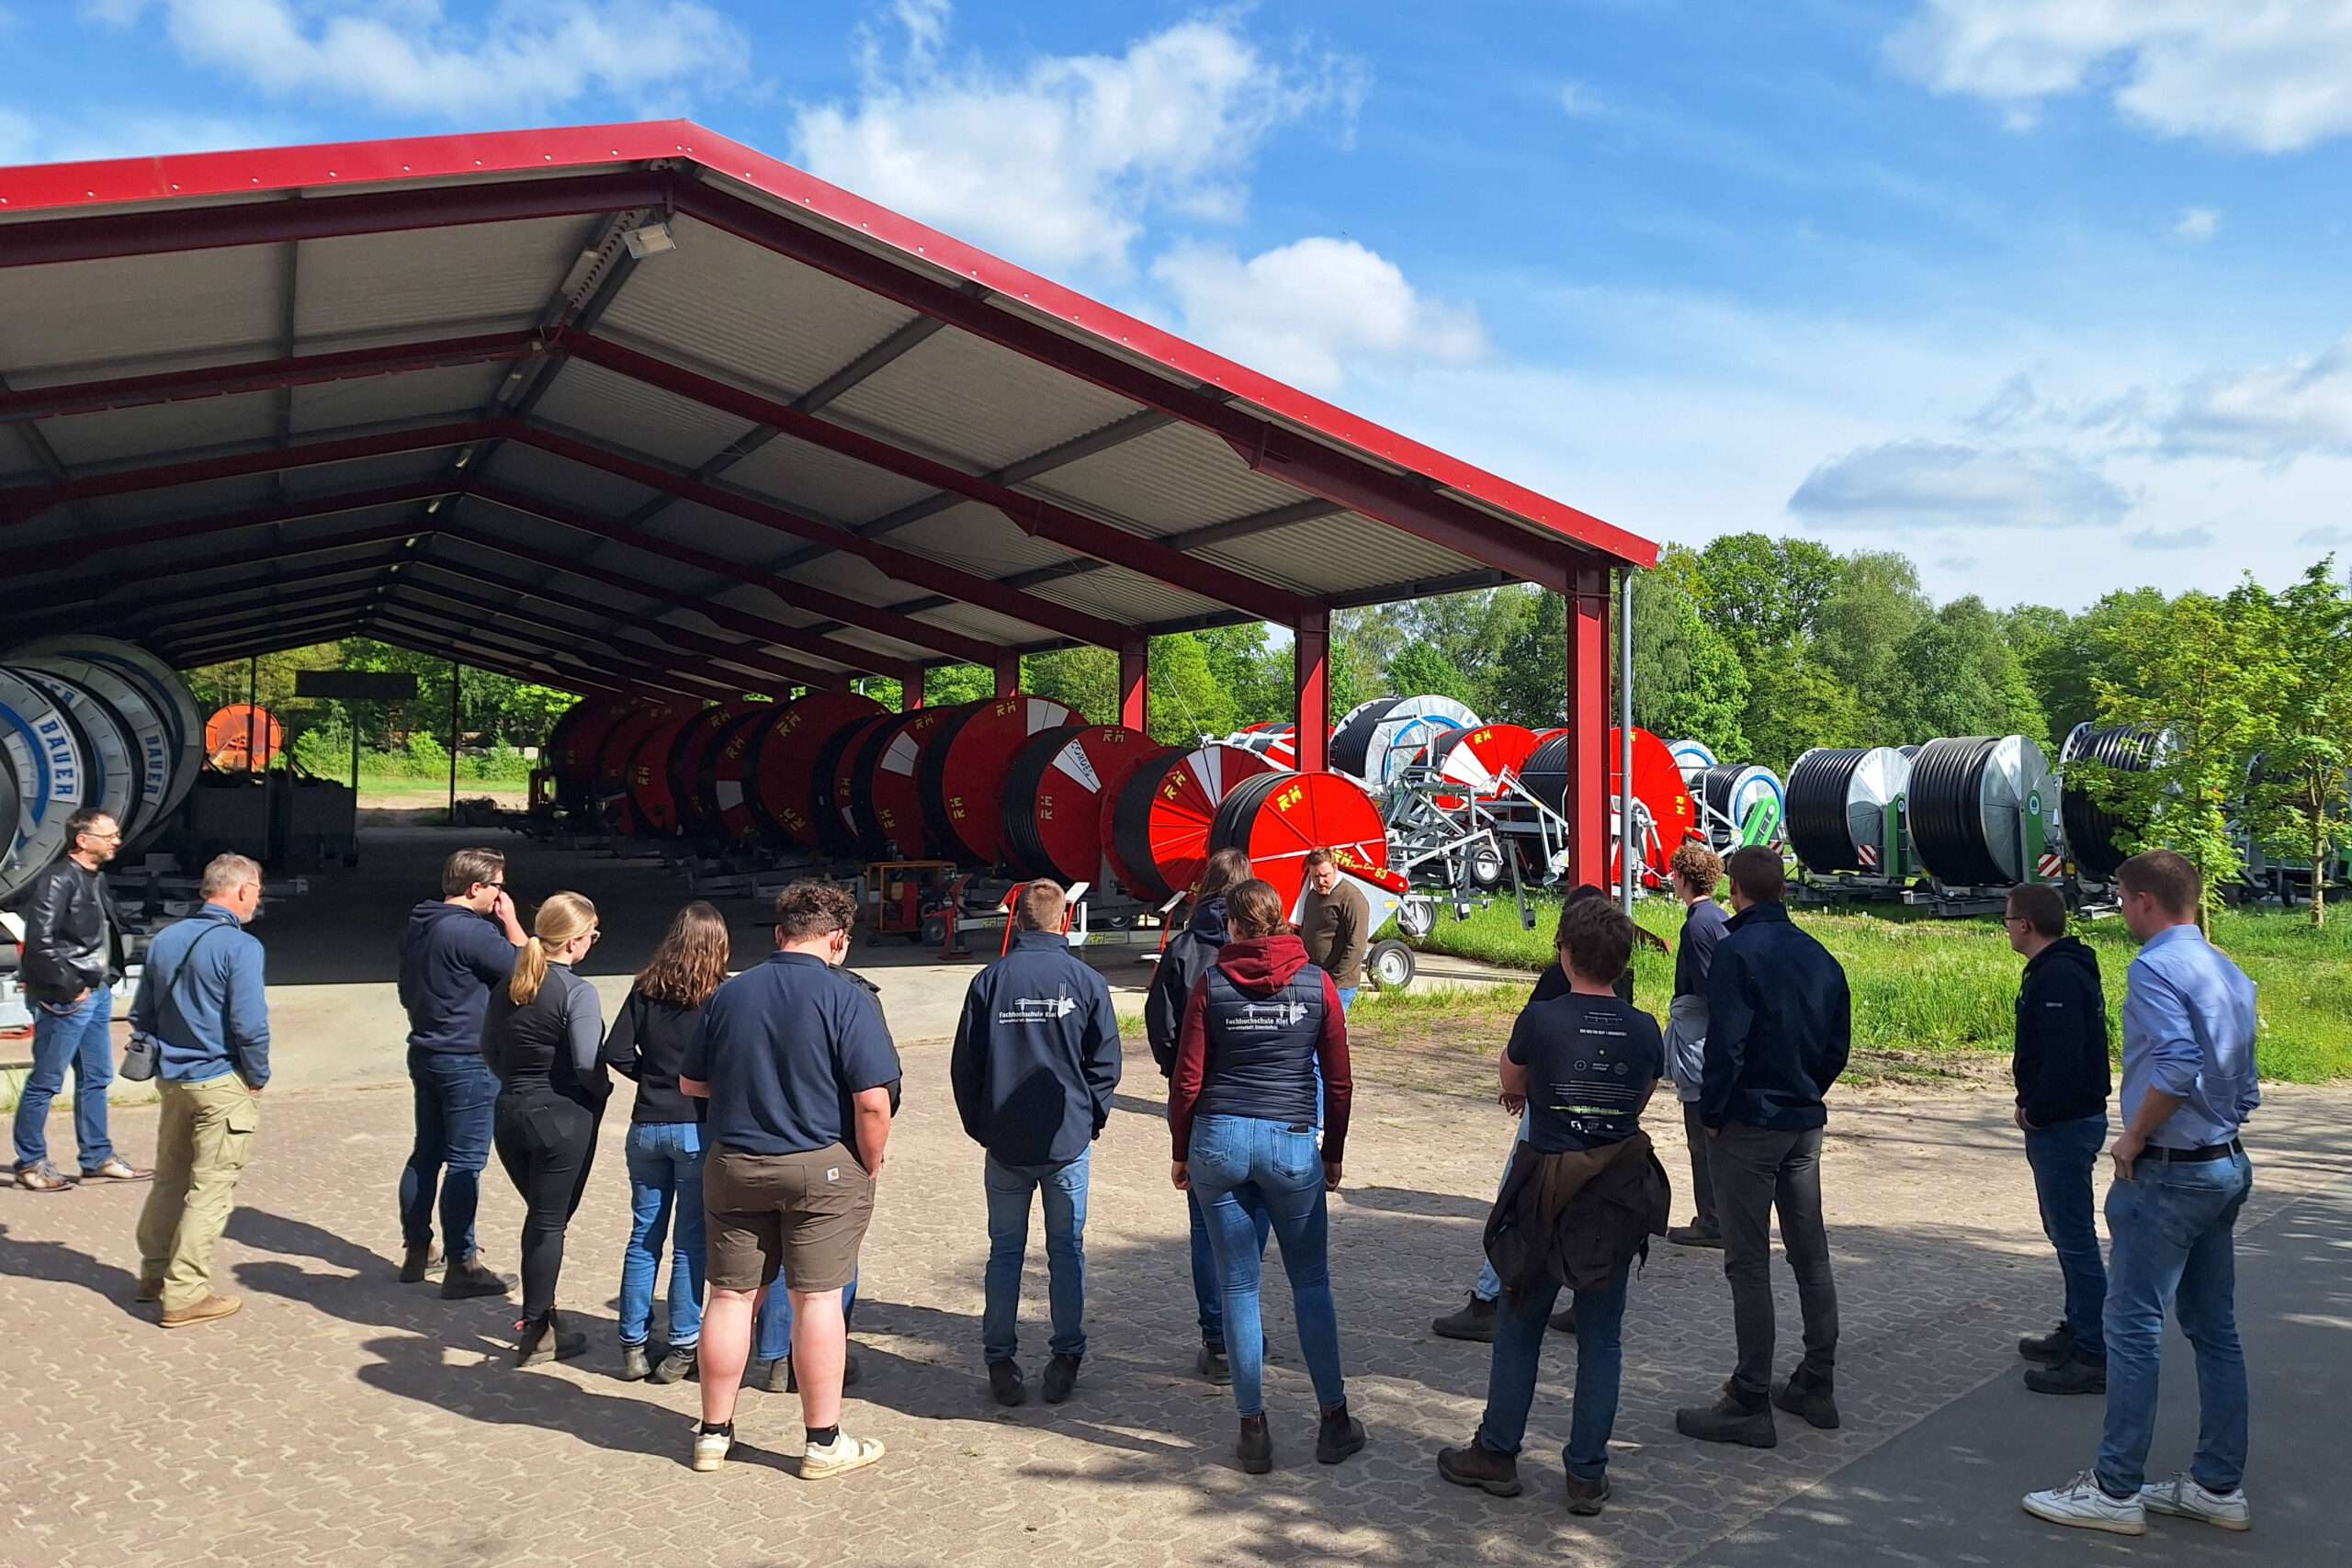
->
xmin=3 ymin=1035 xmax=2345 ymax=1568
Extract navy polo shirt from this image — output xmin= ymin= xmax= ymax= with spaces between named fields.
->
xmin=684 ymin=952 xmax=902 ymax=1156
xmin=1509 ymin=993 xmax=1664 ymax=1153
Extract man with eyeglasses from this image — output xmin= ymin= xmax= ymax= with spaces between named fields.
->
xmin=2003 ymin=882 xmax=2111 ymax=1397
xmin=396 ymin=846 xmax=527 ymax=1296
xmin=13 ymin=807 xmax=145 ymax=1191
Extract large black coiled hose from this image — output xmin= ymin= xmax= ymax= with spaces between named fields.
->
xmin=2063 ymin=726 xmax=2159 ymax=881
xmin=1906 ymin=737 xmax=2005 ymax=886
xmin=1785 ymin=749 xmax=1872 ymax=873
xmin=1700 ymin=763 xmax=1747 ymax=821
xmin=1517 ymin=732 xmax=1574 ymax=816
xmin=998 ymin=724 xmax=1091 ymax=879
xmin=1330 ymin=697 xmax=1404 ymax=779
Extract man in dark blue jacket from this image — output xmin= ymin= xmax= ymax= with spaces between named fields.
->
xmin=1677 ymin=846 xmax=1851 ymax=1450
xmin=394 ymin=846 xmax=526 ymax=1298
xmin=951 ymin=882 xmax=1122 ymax=1407
xmin=2005 ymin=880 xmax=2111 ymax=1397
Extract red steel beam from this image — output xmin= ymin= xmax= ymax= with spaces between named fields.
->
xmin=0 ymin=332 xmax=541 ymax=423
xmin=569 ymin=333 xmax=1310 ymax=624
xmin=358 ymin=616 xmax=635 ymax=698
xmin=446 ymin=492 xmax=922 ymax=679
xmin=0 ymin=482 xmax=448 ymax=573
xmin=992 ymin=651 xmax=1021 ymax=697
xmin=463 ymin=482 xmax=1001 ymax=668
xmin=147 ymin=586 xmax=384 ymax=647
xmin=373 ymin=604 xmax=721 ymax=703
xmin=1565 ymin=565 xmax=1607 ymax=890
xmin=1294 ymin=609 xmax=1329 ymax=774
xmin=0 ymin=171 xmax=668 ymax=270
xmin=165 ymin=605 xmax=376 ymax=663
xmin=13 ymin=525 xmax=424 ymax=621
xmin=510 ymin=424 xmax=1134 ymax=648
xmin=0 ymin=419 xmax=497 ymax=521
xmin=1118 ymin=640 xmax=1148 ymax=733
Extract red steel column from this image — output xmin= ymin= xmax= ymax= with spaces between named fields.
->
xmin=1118 ymin=640 xmax=1148 ymax=733
xmin=904 ymin=668 xmax=926 ymax=711
xmin=994 ymin=652 xmax=1022 ymax=696
xmin=1294 ymin=608 xmax=1329 ymax=774
xmin=1566 ymin=565 xmax=1607 ymax=889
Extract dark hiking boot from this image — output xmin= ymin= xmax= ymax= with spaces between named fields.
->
xmin=1316 ymin=1404 xmax=1366 ymax=1465
xmin=1042 ymin=1353 xmax=1080 ymax=1405
xmin=1437 ymin=1440 xmax=1522 ymax=1496
xmin=619 ymin=1343 xmax=651 ymax=1382
xmin=2025 ymin=1355 xmax=2108 ymax=1396
xmin=1565 ymin=1473 xmax=1611 ymax=1517
xmin=442 ymin=1255 xmax=513 ymax=1300
xmin=397 ymin=1244 xmax=444 ymax=1283
xmin=1431 ymin=1292 xmax=1498 ymax=1343
xmin=989 ymin=1359 xmax=1028 ymax=1407
xmin=2018 ymin=1321 xmax=2074 ymax=1366
xmin=1676 ymin=1382 xmax=1778 ymax=1449
xmin=648 ymin=1347 xmax=699 ymax=1385
xmin=1550 ymin=1304 xmax=1579 ymax=1335
xmin=762 ymin=1350 xmax=862 ymax=1395
xmin=1772 ymin=1371 xmax=1841 ymax=1430
xmin=515 ymin=1311 xmax=587 ymax=1367
xmin=1196 ymin=1342 xmax=1233 ymax=1384
xmin=1667 ymin=1223 xmax=1724 ymax=1248
xmin=1238 ymin=1414 xmax=1272 ymax=1474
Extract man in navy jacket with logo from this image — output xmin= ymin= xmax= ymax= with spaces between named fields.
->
xmin=1676 ymin=846 xmax=1851 ymax=1450
xmin=951 ymin=881 xmax=1122 ymax=1408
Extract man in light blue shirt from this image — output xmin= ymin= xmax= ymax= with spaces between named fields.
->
xmin=2024 ymin=850 xmax=2257 ymax=1538
xmin=130 ymin=854 xmax=270 ymax=1329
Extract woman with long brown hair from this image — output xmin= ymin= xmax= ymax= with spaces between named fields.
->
xmin=605 ymin=900 xmax=730 ymax=1383
xmin=484 ymin=891 xmax=606 ymax=1366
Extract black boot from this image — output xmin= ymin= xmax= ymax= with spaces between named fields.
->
xmin=1237 ymin=1414 xmax=1272 ymax=1474
xmin=618 ymin=1343 xmax=651 ymax=1382
xmin=1564 ymin=1473 xmax=1611 ymax=1517
xmin=442 ymin=1254 xmax=514 ymax=1301
xmin=1675 ymin=1382 xmax=1777 ymax=1449
xmin=988 ymin=1359 xmax=1028 ymax=1407
xmin=1316 ymin=1404 xmax=1366 ymax=1465
xmin=1042 ymin=1353 xmax=1080 ymax=1405
xmin=1771 ymin=1370 xmax=1840 ymax=1430
xmin=398 ymin=1243 xmax=443 ymax=1283
xmin=1436 ymin=1439 xmax=1521 ymax=1497
xmin=1196 ymin=1342 xmax=1233 ymax=1384
xmin=1430 ymin=1293 xmax=1498 ymax=1343
xmin=2018 ymin=1321 xmax=2074 ymax=1366
xmin=2024 ymin=1354 xmax=2107 ymax=1396
xmin=647 ymin=1346 xmax=699 ymax=1385
xmin=515 ymin=1310 xmax=588 ymax=1368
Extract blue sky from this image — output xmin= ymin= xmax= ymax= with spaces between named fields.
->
xmin=6 ymin=1 xmax=2351 ymax=610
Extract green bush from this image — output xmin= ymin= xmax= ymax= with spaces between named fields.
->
xmin=401 ymin=731 xmax=449 ymax=777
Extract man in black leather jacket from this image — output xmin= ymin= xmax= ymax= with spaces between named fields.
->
xmin=12 ymin=807 xmax=143 ymax=1190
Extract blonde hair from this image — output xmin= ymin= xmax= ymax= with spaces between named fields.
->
xmin=511 ymin=891 xmax=597 ymax=1006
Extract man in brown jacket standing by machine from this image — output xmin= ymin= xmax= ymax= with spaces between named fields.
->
xmin=1298 ymin=848 xmax=1371 ymax=1010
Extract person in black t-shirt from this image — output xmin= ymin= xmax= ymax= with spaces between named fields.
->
xmin=605 ymin=900 xmax=729 ymax=1386
xmin=1438 ymin=897 xmax=1662 ymax=1515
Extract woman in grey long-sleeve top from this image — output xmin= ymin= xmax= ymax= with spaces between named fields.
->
xmin=484 ymin=892 xmax=608 ymax=1366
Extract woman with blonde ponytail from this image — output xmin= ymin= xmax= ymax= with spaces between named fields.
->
xmin=484 ymin=891 xmax=608 ymax=1366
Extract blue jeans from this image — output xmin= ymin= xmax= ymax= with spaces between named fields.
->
xmin=1475 ymin=1264 xmax=1632 ymax=1483
xmin=982 ymin=1148 xmax=1091 ymax=1364
xmin=1190 ymin=1113 xmax=1347 ymax=1417
xmin=757 ymin=1271 xmax=858 ymax=1363
xmin=2096 ymin=1147 xmax=2253 ymax=1498
xmin=1190 ymin=1185 xmax=1269 ymax=1348
xmin=398 ymin=1049 xmax=498 ymax=1258
xmin=619 ymin=1122 xmax=707 ymax=1349
xmin=1472 ymin=1109 xmax=1535 ymax=1302
xmin=13 ymin=989 xmax=116 ymax=1171
xmin=1337 ymin=987 xmax=1359 ymax=1011
xmin=2023 ymin=1114 xmax=2109 ymax=1360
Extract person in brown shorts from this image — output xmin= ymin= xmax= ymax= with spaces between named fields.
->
xmin=682 ymin=882 xmax=899 ymax=1479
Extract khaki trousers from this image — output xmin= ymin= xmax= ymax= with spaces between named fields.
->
xmin=136 ymin=1076 xmax=261 ymax=1311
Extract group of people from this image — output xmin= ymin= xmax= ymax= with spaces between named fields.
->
xmin=11 ymin=817 xmax=2262 ymax=1532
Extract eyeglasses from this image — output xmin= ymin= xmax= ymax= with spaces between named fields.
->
xmin=85 ymin=829 xmax=122 ymax=842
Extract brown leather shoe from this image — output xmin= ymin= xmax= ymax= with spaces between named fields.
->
xmin=161 ymin=1294 xmax=241 ymax=1328
xmin=135 ymin=1277 xmax=164 ymax=1303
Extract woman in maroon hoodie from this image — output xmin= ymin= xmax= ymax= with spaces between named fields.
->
xmin=1170 ymin=879 xmax=1363 ymax=1475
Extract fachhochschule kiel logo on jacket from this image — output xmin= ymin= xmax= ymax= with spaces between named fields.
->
xmin=1224 ymin=998 xmax=1309 ymax=1031
xmin=999 ymin=987 xmax=1080 ymax=1025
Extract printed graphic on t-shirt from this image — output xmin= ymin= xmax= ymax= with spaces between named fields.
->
xmin=1000 ymin=986 xmax=1081 ymax=1024
xmin=1510 ymin=993 xmax=1663 ymax=1152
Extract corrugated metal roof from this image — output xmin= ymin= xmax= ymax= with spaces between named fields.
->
xmin=0 ymin=120 xmax=1654 ymax=692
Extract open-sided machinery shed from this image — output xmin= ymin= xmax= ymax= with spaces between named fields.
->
xmin=0 ymin=121 xmax=1657 ymax=888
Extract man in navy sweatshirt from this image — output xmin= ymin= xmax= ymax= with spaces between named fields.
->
xmin=2005 ymin=880 xmax=2111 ymax=1397
xmin=130 ymin=854 xmax=270 ymax=1327
xmin=395 ymin=846 xmax=526 ymax=1298
xmin=951 ymin=881 xmax=1122 ymax=1408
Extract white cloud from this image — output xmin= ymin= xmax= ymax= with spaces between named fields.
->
xmin=90 ymin=0 xmax=747 ymax=119
xmin=1788 ymin=438 xmax=2132 ymax=528
xmin=2174 ymin=206 xmax=2220 ymax=241
xmin=1889 ymin=2 xmax=2352 ymax=152
xmin=1150 ymin=237 xmax=1486 ymax=392
xmin=2126 ymin=525 xmax=2215 ymax=550
xmin=2295 ymin=525 xmax=2351 ymax=547
xmin=0 ymin=103 xmax=293 ymax=164
xmin=1559 ymin=80 xmax=1599 ymax=117
xmin=792 ymin=6 xmax=1366 ymax=275
xmin=2160 ymin=334 xmax=2352 ymax=460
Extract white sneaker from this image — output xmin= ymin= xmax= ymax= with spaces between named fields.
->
xmin=801 ymin=1430 xmax=886 ymax=1481
xmin=2141 ymin=1473 xmax=2251 ymax=1531
xmin=691 ymin=1426 xmax=733 ymax=1473
xmin=2022 ymin=1471 xmax=2147 ymax=1535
